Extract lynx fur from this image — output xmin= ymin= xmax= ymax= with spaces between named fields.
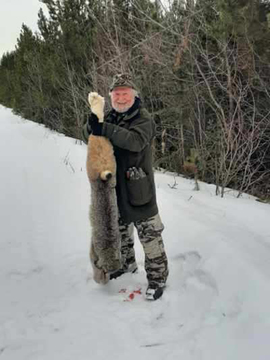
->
xmin=86 ymin=93 xmax=121 ymax=284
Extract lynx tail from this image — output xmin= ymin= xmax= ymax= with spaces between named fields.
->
xmin=100 ymin=170 xmax=113 ymax=181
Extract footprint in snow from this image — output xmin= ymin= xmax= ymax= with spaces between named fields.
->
xmin=173 ymin=251 xmax=202 ymax=273
xmin=170 ymin=251 xmax=218 ymax=295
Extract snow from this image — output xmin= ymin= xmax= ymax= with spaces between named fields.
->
xmin=1 ymin=104 xmax=270 ymax=360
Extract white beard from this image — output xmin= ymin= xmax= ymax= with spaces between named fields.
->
xmin=112 ymin=99 xmax=135 ymax=113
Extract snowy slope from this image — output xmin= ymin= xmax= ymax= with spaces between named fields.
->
xmin=1 ymin=105 xmax=270 ymax=360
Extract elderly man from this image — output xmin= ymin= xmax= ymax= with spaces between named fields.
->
xmin=82 ymin=73 xmax=169 ymax=300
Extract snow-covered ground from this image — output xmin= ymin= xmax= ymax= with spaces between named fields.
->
xmin=1 ymin=105 xmax=270 ymax=360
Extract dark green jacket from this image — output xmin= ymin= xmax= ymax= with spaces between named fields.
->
xmin=82 ymin=98 xmax=159 ymax=223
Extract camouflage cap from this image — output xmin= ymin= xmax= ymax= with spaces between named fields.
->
xmin=109 ymin=73 xmax=137 ymax=91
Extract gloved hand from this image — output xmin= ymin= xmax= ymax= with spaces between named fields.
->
xmin=88 ymin=92 xmax=105 ymax=122
xmin=87 ymin=113 xmax=103 ymax=136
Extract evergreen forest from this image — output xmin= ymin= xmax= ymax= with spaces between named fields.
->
xmin=1 ymin=0 xmax=270 ymax=199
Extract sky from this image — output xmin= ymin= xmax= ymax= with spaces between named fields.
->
xmin=1 ymin=104 xmax=270 ymax=360
xmin=0 ymin=0 xmax=171 ymax=58
xmin=0 ymin=0 xmax=47 ymax=57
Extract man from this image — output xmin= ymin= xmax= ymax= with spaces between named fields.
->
xmin=82 ymin=73 xmax=168 ymax=300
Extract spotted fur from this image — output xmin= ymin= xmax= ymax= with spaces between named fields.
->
xmin=86 ymin=134 xmax=121 ymax=284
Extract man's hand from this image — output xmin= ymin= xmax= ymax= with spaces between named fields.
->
xmin=88 ymin=92 xmax=105 ymax=122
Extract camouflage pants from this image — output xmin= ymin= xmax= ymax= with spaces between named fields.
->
xmin=118 ymin=213 xmax=169 ymax=287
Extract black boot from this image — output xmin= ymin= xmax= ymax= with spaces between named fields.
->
xmin=145 ymin=284 xmax=165 ymax=300
xmin=109 ymin=263 xmax=137 ymax=280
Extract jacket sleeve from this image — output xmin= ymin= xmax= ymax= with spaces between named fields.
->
xmin=102 ymin=115 xmax=155 ymax=152
xmin=82 ymin=122 xmax=90 ymax=144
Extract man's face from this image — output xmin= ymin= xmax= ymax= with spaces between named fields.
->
xmin=110 ymin=86 xmax=135 ymax=113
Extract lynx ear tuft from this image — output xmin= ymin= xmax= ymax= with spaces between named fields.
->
xmin=100 ymin=170 xmax=112 ymax=181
